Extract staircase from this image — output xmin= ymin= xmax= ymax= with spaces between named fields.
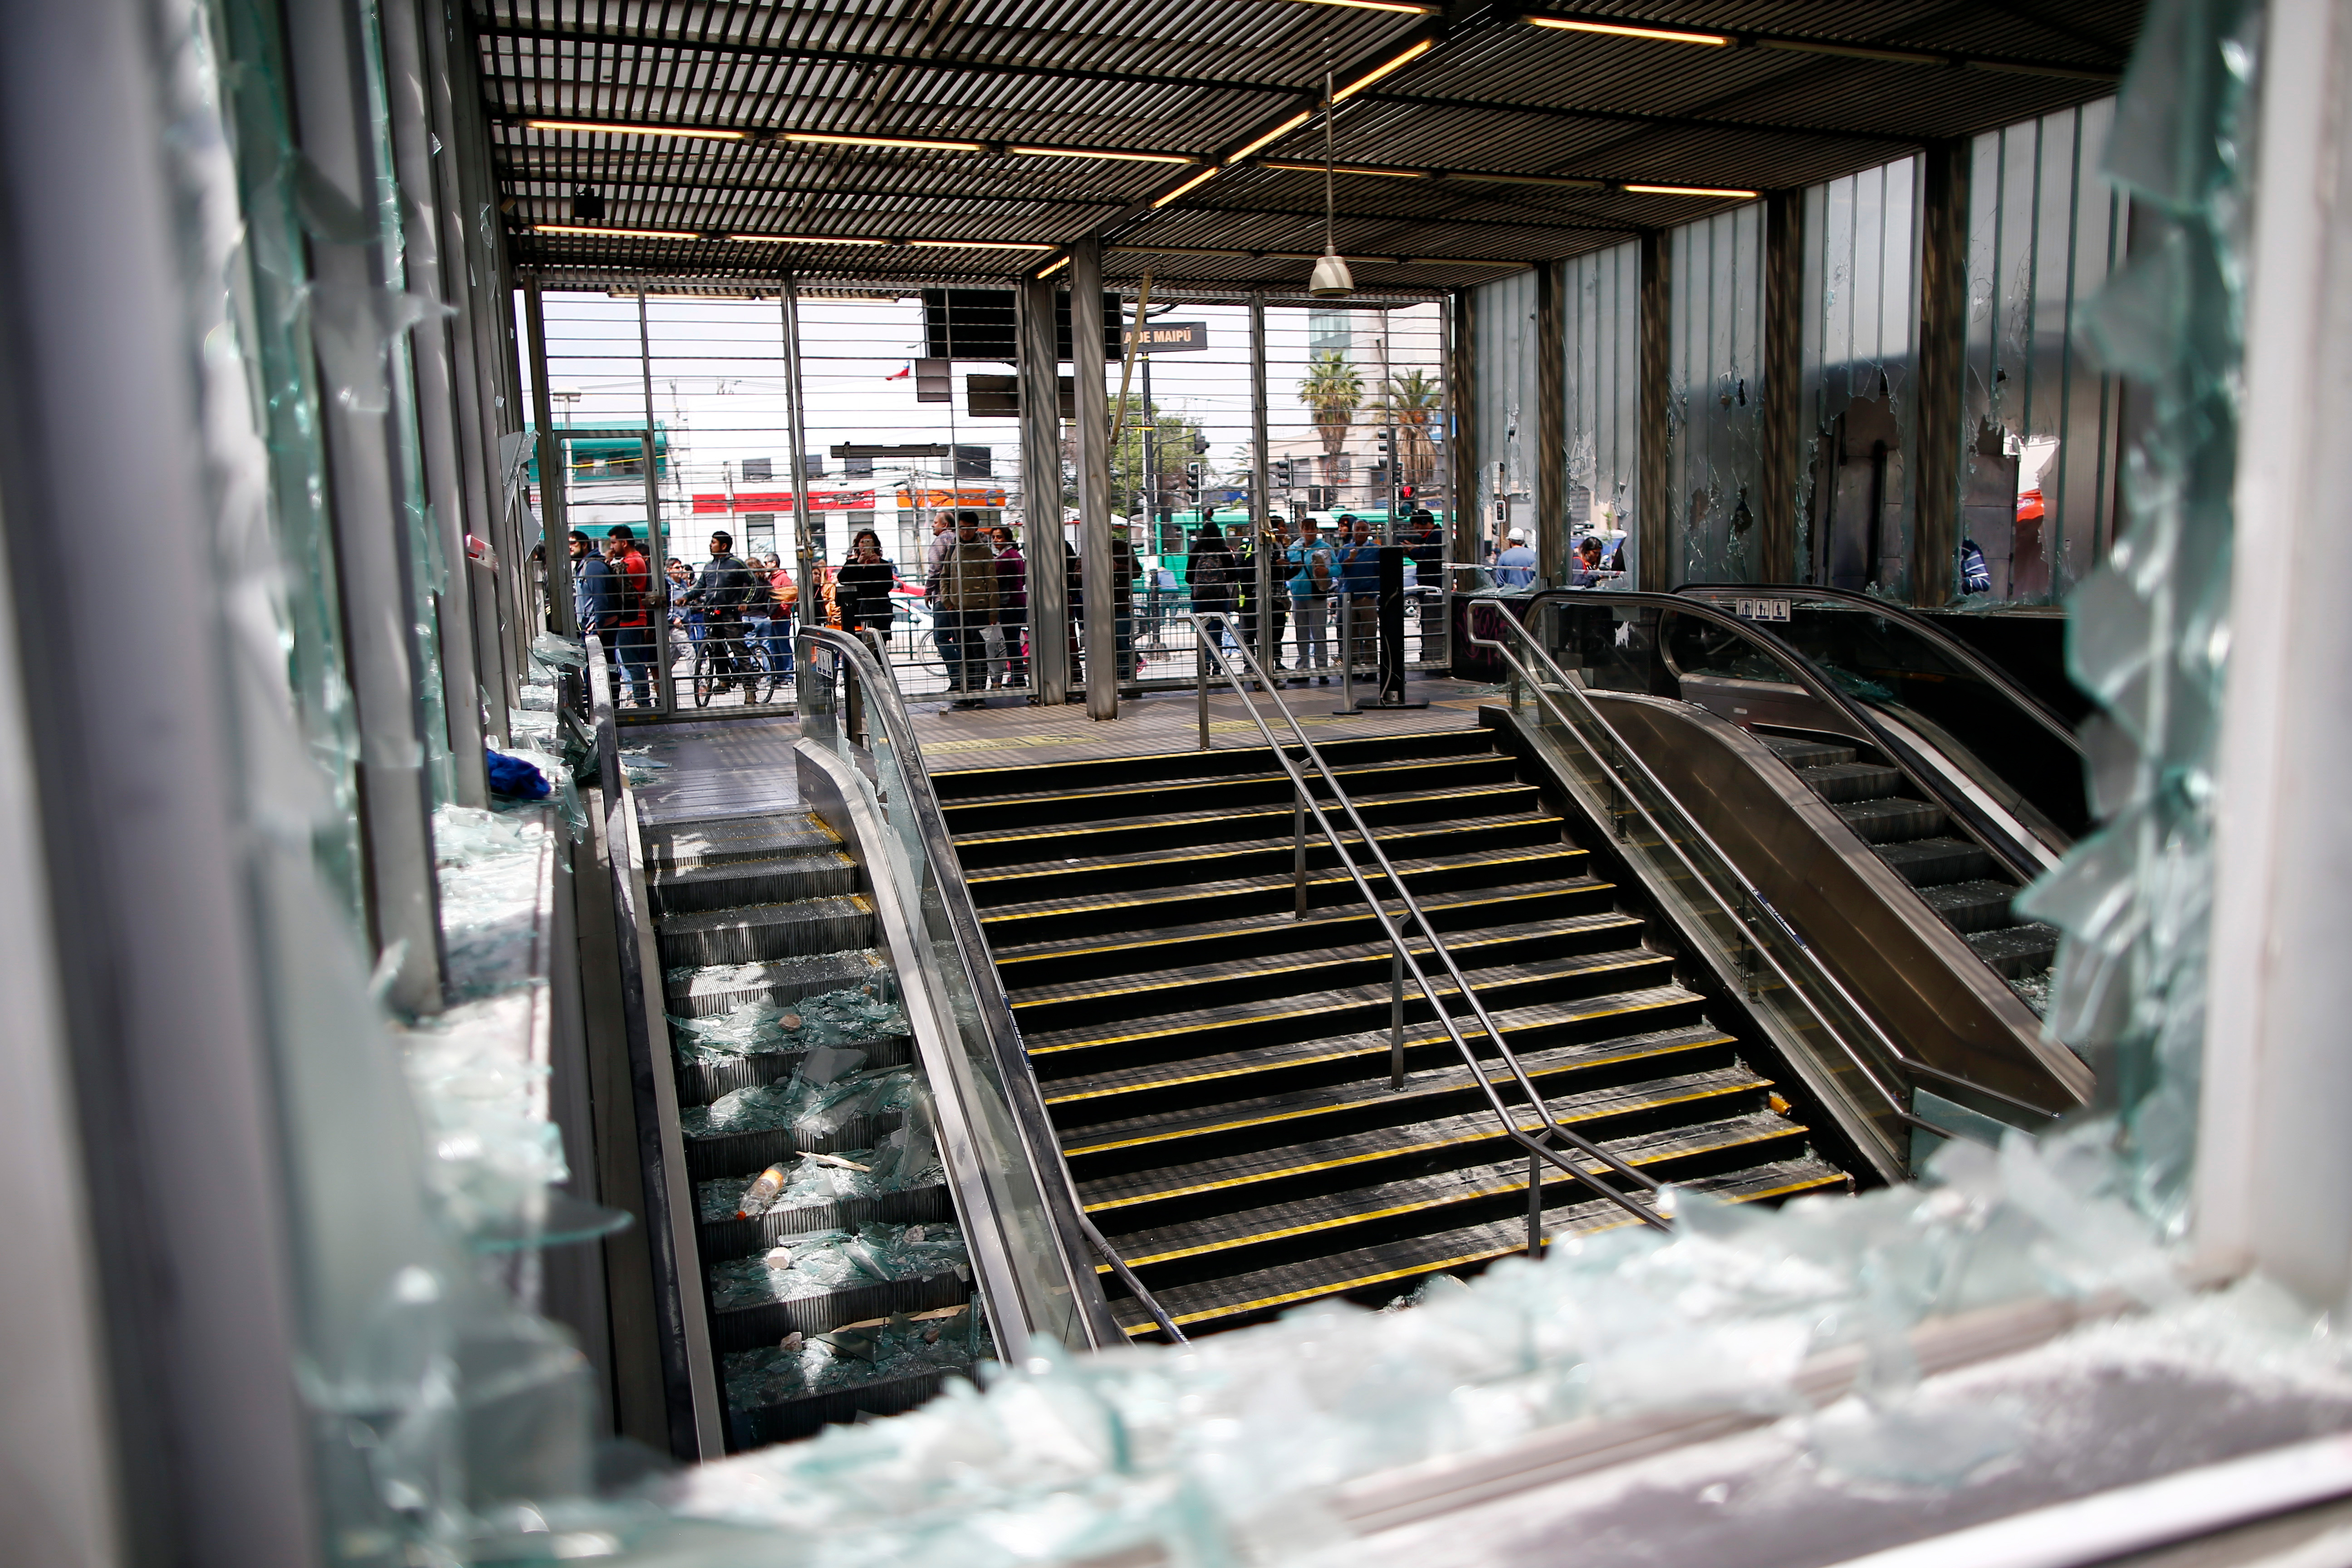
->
xmin=644 ymin=807 xmax=983 ymax=1449
xmin=1757 ymin=733 xmax=2058 ymax=1002
xmin=932 ymin=724 xmax=1852 ymax=1340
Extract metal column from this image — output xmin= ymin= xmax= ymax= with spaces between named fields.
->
xmin=1250 ymin=296 xmax=1274 ymax=681
xmin=1760 ymin=191 xmax=1804 ymax=584
xmin=1534 ymin=261 xmax=1567 ymax=588
xmin=1637 ymin=231 xmax=1673 ymax=593
xmin=780 ymin=274 xmax=818 ymax=640
xmin=637 ymin=289 xmax=673 ymax=715
xmin=1915 ymin=140 xmax=1973 ymax=607
xmin=1018 ymin=276 xmax=1072 ymax=703
xmin=1071 ymin=239 xmax=1117 ymax=720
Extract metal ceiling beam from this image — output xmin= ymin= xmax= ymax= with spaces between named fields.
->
xmin=494 ymin=167 xmax=1134 ymax=208
xmin=1514 ymin=8 xmax=2122 ymax=78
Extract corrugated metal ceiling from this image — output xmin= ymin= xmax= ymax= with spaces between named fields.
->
xmin=477 ymin=0 xmax=2141 ymax=289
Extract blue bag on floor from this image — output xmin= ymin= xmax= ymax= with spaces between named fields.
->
xmin=486 ymin=748 xmax=552 ymax=799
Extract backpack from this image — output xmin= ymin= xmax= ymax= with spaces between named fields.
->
xmin=612 ymin=550 xmax=644 ymax=618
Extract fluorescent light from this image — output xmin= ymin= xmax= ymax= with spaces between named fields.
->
xmin=1261 ymin=160 xmax=1431 ymax=178
xmin=727 ymin=233 xmax=892 ymax=245
xmin=1525 ymin=16 xmax=1732 ymax=45
xmin=534 ymin=223 xmax=700 ymax=239
xmin=1036 ymin=255 xmax=1073 ymax=277
xmin=1151 ymin=167 xmax=1222 ymax=207
xmin=1622 ymin=183 xmax=1760 ymax=199
xmin=1010 ymin=145 xmax=1198 ymax=165
xmin=906 ymin=239 xmax=1055 ymax=250
xmin=525 ymin=119 xmax=747 ymax=141
xmin=1295 ymin=0 xmax=1438 ymax=12
xmin=1333 ymin=38 xmax=1436 ymax=100
xmin=1225 ymin=111 xmax=1313 ymax=165
xmin=785 ymin=132 xmax=988 ymax=152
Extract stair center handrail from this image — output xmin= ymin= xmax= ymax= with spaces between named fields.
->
xmin=1184 ymin=611 xmax=1671 ymax=1245
xmin=798 ymin=625 xmax=1189 ymax=1345
xmin=1465 ymin=598 xmax=2023 ymax=1130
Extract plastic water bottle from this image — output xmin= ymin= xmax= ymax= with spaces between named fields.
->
xmin=737 ymin=1163 xmax=788 ymax=1218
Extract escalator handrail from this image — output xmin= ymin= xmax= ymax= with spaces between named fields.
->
xmin=1462 ymin=604 xmax=1919 ymax=1133
xmin=1185 ymin=612 xmax=1672 ymax=1235
xmin=1520 ymin=589 xmax=2047 ymax=888
xmin=1670 ymin=581 xmax=2083 ymax=753
xmin=796 ymin=627 xmax=1174 ymax=1347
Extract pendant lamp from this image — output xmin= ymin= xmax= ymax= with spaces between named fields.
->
xmin=1308 ymin=68 xmax=1353 ymax=298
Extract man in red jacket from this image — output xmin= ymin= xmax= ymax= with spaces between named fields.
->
xmin=606 ymin=525 xmax=656 ymax=705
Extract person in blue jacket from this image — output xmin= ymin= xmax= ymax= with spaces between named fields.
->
xmin=1333 ymin=515 xmax=1382 ymax=674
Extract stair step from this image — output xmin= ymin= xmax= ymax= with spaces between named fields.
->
xmin=1025 ymin=950 xmax=1683 ymax=1081
xmin=1004 ymin=913 xmax=1647 ymax=1034
xmin=942 ymin=754 xmax=1524 ymax=836
xmin=991 ymin=878 xmax=1620 ymax=985
xmin=962 ymin=813 xmax=1566 ymax=906
xmin=1834 ymin=797 xmax=1946 ymax=845
xmin=1065 ymin=1049 xmax=1762 ymax=1190
xmin=1793 ymin=760 xmax=1906 ymax=804
xmin=1108 ymin=1157 xmax=1847 ymax=1336
xmin=926 ymin=729 xmax=1496 ymax=803
xmin=649 ymin=849 xmax=859 ymax=915
xmin=975 ymin=843 xmax=1591 ymax=945
xmin=655 ymin=895 xmax=875 ymax=971
xmin=950 ymin=778 xmax=1542 ymax=867
xmin=643 ymin=811 xmax=842 ymax=874
xmin=1098 ymin=1110 xmax=1816 ymax=1289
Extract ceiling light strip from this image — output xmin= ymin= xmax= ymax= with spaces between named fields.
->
xmin=1333 ymin=38 xmax=1436 ymax=101
xmin=525 ymin=118 xmax=747 ymax=141
xmin=1010 ymin=145 xmax=1199 ymax=164
xmin=1035 ymin=255 xmax=1073 ymax=277
xmin=1620 ymin=183 xmax=1759 ymax=198
xmin=1225 ymin=111 xmax=1314 ymax=166
xmin=1525 ymin=16 xmax=1730 ymax=45
xmin=785 ymin=132 xmax=989 ymax=152
xmin=1151 ymin=166 xmax=1222 ymax=208
xmin=534 ymin=223 xmax=701 ymax=239
xmin=906 ymin=239 xmax=1056 ymax=250
xmin=727 ymin=233 xmax=892 ymax=245
xmin=1290 ymin=0 xmax=1439 ymax=13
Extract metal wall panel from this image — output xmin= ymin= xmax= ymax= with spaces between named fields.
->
xmin=1667 ymin=209 xmax=1768 ymax=584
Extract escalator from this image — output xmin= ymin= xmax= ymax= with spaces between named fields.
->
xmin=1468 ymin=588 xmax=2092 ymax=1141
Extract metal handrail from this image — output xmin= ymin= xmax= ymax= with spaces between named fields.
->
xmin=1462 ymin=603 xmax=1921 ymax=1133
xmin=1671 ymin=581 xmax=2083 ymax=750
xmin=1515 ymin=589 xmax=2048 ymax=887
xmin=1186 ymin=611 xmax=1670 ymax=1249
xmin=796 ymin=626 xmax=1189 ymax=1345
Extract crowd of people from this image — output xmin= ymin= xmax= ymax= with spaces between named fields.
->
xmin=568 ymin=505 xmax=1456 ymax=708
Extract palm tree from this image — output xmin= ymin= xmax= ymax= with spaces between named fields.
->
xmin=1381 ymin=368 xmax=1444 ymax=491
xmin=1298 ymin=351 xmax=1362 ymax=482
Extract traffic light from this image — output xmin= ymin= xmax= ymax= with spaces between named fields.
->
xmin=1183 ymin=463 xmax=1203 ymax=504
xmin=1375 ymin=428 xmax=1395 ymax=465
xmin=1273 ymin=456 xmax=1295 ymax=490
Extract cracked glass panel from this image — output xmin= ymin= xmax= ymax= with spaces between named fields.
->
xmin=1800 ymin=157 xmax=1921 ymax=595
xmin=1667 ymin=212 xmax=1765 ymax=583
xmin=1470 ymin=267 xmax=1537 ymax=571
xmin=1963 ymin=100 xmax=2129 ymax=605
xmin=1565 ymin=241 xmax=1642 ymax=579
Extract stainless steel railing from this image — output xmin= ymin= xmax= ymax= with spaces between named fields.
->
xmin=796 ymin=625 xmax=1188 ymax=1344
xmin=1186 ymin=611 xmax=1670 ymax=1251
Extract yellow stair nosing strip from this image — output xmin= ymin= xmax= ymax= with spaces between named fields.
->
xmin=975 ymin=846 xmax=1583 ymax=919
xmin=992 ymin=894 xmax=1627 ymax=966
xmin=954 ymin=785 xmax=1539 ymax=847
xmin=1012 ymin=942 xmax=1661 ymax=1014
xmin=963 ymin=821 xmax=1564 ymax=887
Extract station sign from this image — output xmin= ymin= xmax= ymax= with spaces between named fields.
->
xmin=1731 ymin=597 xmax=1791 ymax=622
xmin=1120 ymin=320 xmax=1209 ymax=353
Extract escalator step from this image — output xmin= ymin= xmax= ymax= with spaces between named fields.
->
xmin=642 ymin=810 xmax=842 ymax=874
xmin=648 ymin=849 xmax=859 ymax=915
xmin=1790 ymin=760 xmax=1906 ymax=804
xmin=1873 ymin=836 xmax=1997 ymax=887
xmin=655 ymin=894 xmax=875 ymax=969
xmin=1914 ymin=878 xmax=2023 ymax=935
xmin=1758 ymin=735 xmax=1856 ymax=769
xmin=1834 ymin=797 xmax=1947 ymax=844
xmin=664 ymin=946 xmax=890 ymax=1017
xmin=1967 ymin=921 xmax=2060 ymax=977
